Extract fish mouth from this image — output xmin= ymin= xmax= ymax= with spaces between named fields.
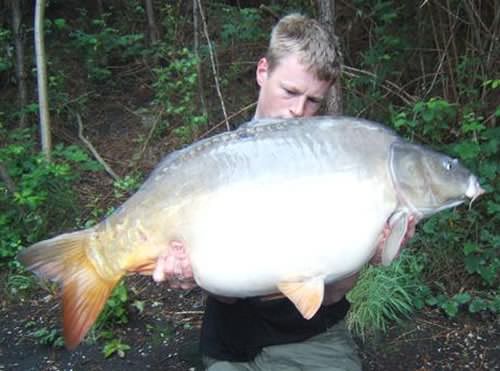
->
xmin=420 ymin=176 xmax=485 ymax=216
xmin=466 ymin=176 xmax=486 ymax=207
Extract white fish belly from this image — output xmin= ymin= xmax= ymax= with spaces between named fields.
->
xmin=185 ymin=174 xmax=396 ymax=297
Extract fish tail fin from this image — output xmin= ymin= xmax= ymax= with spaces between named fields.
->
xmin=17 ymin=230 xmax=120 ymax=350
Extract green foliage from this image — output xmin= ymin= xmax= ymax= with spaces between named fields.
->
xmin=391 ymin=97 xmax=457 ymax=138
xmin=95 ymin=281 xmax=129 ymax=329
xmin=425 ymin=292 xmax=472 ymax=317
xmin=70 ymin=11 xmax=145 ymax=81
xmin=152 ymin=47 xmax=207 ymax=143
xmin=347 ymin=250 xmax=428 ymax=340
xmin=113 ymin=174 xmax=143 ymax=199
xmin=463 ymin=235 xmax=499 ymax=287
xmin=102 ymin=338 xmax=131 ymax=358
xmin=31 ymin=327 xmax=65 ymax=348
xmin=5 ymin=274 xmax=34 ymax=298
xmin=0 ymin=125 xmax=102 ymax=265
xmin=218 ymin=6 xmax=267 ymax=46
xmin=87 ymin=282 xmax=132 ymax=353
xmin=426 ymin=290 xmax=500 ymax=317
xmin=345 ymin=0 xmax=413 ymax=119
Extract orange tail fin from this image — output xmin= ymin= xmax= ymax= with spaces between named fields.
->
xmin=17 ymin=230 xmax=120 ymax=350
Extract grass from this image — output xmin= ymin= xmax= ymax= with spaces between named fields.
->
xmin=346 ymin=249 xmax=427 ymax=341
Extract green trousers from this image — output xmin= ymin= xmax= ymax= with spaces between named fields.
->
xmin=203 ymin=320 xmax=362 ymax=371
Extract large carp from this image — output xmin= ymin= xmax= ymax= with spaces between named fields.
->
xmin=18 ymin=116 xmax=484 ymax=349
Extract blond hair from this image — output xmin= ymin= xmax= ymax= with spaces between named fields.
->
xmin=266 ymin=13 xmax=341 ymax=82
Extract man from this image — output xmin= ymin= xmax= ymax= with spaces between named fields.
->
xmin=154 ymin=14 xmax=363 ymax=370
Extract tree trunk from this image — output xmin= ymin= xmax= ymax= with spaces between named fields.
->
xmin=34 ymin=0 xmax=51 ymax=161
xmin=193 ymin=0 xmax=208 ymax=122
xmin=145 ymin=0 xmax=159 ymax=46
xmin=96 ymin=0 xmax=104 ymax=18
xmin=11 ymin=0 xmax=28 ymax=128
xmin=315 ymin=0 xmax=343 ymax=115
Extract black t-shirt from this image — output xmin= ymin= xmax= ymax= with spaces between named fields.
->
xmin=200 ymin=295 xmax=350 ymax=362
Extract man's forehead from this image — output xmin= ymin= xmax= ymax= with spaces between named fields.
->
xmin=273 ymin=54 xmax=329 ymax=80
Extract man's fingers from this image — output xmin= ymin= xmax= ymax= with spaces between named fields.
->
xmin=180 ymin=281 xmax=196 ymax=290
xmin=164 ymin=254 xmax=178 ymax=278
xmin=153 ymin=240 xmax=196 ymax=289
xmin=180 ymin=257 xmax=194 ymax=277
xmin=152 ymin=255 xmax=167 ymax=282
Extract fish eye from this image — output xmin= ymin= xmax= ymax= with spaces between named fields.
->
xmin=443 ymin=159 xmax=455 ymax=171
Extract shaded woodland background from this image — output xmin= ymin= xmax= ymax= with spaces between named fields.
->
xmin=0 ymin=0 xmax=498 ymax=369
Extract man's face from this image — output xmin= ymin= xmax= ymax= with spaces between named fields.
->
xmin=254 ymin=54 xmax=332 ymax=119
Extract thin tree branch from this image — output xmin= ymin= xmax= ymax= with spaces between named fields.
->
xmin=196 ymin=0 xmax=230 ymax=131
xmin=76 ymin=113 xmax=120 ymax=182
xmin=132 ymin=107 xmax=164 ymax=168
xmin=200 ymin=101 xmax=257 ymax=139
xmin=258 ymin=4 xmax=279 ymax=20
xmin=342 ymin=65 xmax=417 ymax=105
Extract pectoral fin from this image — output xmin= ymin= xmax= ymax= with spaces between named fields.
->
xmin=382 ymin=211 xmax=408 ymax=266
xmin=278 ymin=277 xmax=324 ymax=319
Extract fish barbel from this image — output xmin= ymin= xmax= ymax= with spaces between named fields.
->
xmin=18 ymin=116 xmax=484 ymax=349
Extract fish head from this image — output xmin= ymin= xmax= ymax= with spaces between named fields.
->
xmin=389 ymin=141 xmax=484 ymax=217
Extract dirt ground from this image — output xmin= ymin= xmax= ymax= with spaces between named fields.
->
xmin=1 ymin=272 xmax=499 ymax=371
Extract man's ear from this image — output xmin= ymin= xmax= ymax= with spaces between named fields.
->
xmin=256 ymin=57 xmax=269 ymax=87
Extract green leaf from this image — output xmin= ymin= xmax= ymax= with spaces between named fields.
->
xmin=453 ymin=141 xmax=481 ymax=160
xmin=102 ymin=339 xmax=130 ymax=358
xmin=469 ymin=298 xmax=487 ymax=313
xmin=489 ymin=296 xmax=500 ymax=313
xmin=479 ymin=162 xmax=497 ymax=181
xmin=464 ymin=255 xmax=481 ymax=274
xmin=486 ymin=201 xmax=500 ymax=215
xmin=478 ymin=266 xmax=497 ymax=286
xmin=453 ymin=292 xmax=471 ymax=304
xmin=132 ymin=300 xmax=145 ymax=314
xmin=443 ymin=301 xmax=459 ymax=317
xmin=463 ymin=242 xmax=479 ymax=256
xmin=54 ymin=18 xmax=66 ymax=29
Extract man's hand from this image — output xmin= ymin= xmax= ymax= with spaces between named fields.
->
xmin=153 ymin=240 xmax=196 ymax=289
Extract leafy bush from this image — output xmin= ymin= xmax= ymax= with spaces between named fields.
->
xmin=153 ymin=47 xmax=207 ymax=143
xmin=218 ymin=6 xmax=267 ymax=46
xmin=0 ymin=124 xmax=102 ymax=266
xmin=70 ymin=12 xmax=145 ymax=81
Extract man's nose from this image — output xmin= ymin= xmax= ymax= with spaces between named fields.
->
xmin=289 ymin=97 xmax=306 ymax=117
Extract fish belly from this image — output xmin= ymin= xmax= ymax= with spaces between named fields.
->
xmin=185 ymin=174 xmax=396 ymax=297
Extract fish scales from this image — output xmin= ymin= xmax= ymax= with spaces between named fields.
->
xmin=17 ymin=116 xmax=484 ymax=349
